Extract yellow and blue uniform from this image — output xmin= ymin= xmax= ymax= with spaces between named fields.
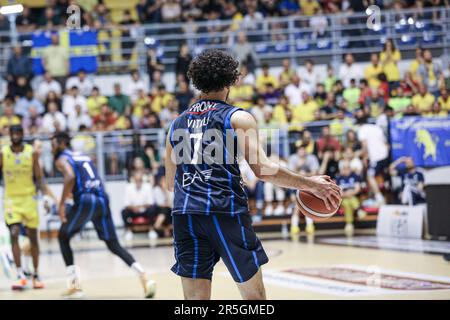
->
xmin=169 ymin=99 xmax=268 ymax=283
xmin=2 ymin=144 xmax=39 ymax=229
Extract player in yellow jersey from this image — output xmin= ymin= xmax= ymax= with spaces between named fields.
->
xmin=0 ymin=125 xmax=55 ymax=290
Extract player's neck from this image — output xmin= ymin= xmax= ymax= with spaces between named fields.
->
xmin=10 ymin=143 xmax=24 ymax=153
xmin=199 ymin=90 xmax=228 ymax=103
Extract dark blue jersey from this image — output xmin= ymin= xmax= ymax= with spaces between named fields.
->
xmin=335 ymin=173 xmax=362 ymax=192
xmin=169 ymin=99 xmax=248 ymax=216
xmin=58 ymin=150 xmax=106 ymax=202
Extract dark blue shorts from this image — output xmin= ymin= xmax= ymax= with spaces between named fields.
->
xmin=60 ymin=193 xmax=117 ymax=241
xmin=171 ymin=213 xmax=268 ymax=283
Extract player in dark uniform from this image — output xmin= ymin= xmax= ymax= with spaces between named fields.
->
xmin=51 ymin=132 xmax=156 ymax=299
xmin=165 ymin=49 xmax=342 ymax=299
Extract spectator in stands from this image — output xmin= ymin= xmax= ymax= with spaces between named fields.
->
xmin=364 ymin=88 xmax=386 ymax=118
xmin=302 ymin=59 xmax=321 ymax=90
xmin=15 ymin=88 xmax=45 ymax=118
xmin=42 ymin=101 xmax=67 ymax=134
xmin=409 ymin=47 xmax=424 ymax=82
xmin=330 ymin=108 xmax=354 ymax=138
xmin=438 ymin=88 xmax=450 ymax=113
xmin=417 ymin=49 xmax=444 ymax=96
xmin=343 ymin=129 xmax=362 ymax=154
xmin=122 ymin=171 xmax=157 ymax=241
xmin=87 ymin=86 xmax=108 ymax=117
xmin=151 ymin=84 xmax=173 ymax=113
xmin=272 ymin=95 xmax=290 ymax=125
xmin=279 ymin=58 xmax=296 ymax=88
xmin=232 ymin=32 xmax=260 ymax=71
xmin=65 ymin=70 xmax=94 ymax=97
xmin=426 ymin=101 xmax=448 ymax=117
xmin=0 ymin=101 xmax=21 ymax=130
xmin=147 ymin=48 xmax=165 ymax=88
xmin=240 ymin=63 xmax=256 ymax=85
xmin=8 ymin=75 xmax=31 ymax=100
xmin=62 ymin=86 xmax=88 ymax=119
xmin=309 ymin=7 xmax=328 ymax=38
xmin=343 ymin=79 xmax=361 ymax=111
xmin=364 ymin=53 xmax=382 ymax=90
xmin=139 ymin=142 xmax=160 ymax=174
xmin=324 ymin=64 xmax=337 ymax=93
xmin=137 ymin=0 xmax=163 ymax=23
xmin=264 ymin=154 xmax=287 ymax=216
xmin=22 ymin=106 xmax=43 ymax=135
xmin=284 ymin=74 xmax=311 ymax=106
xmin=288 ymin=145 xmax=320 ymax=176
xmin=389 ymin=86 xmax=411 ymax=115
xmin=389 ymin=157 xmax=426 ymax=206
xmin=119 ymin=10 xmax=137 ymax=67
xmin=356 ymin=110 xmax=388 ymax=206
xmin=93 ymin=104 xmax=117 ymax=131
xmin=314 ymin=83 xmax=327 ymax=107
xmin=127 ymin=70 xmax=148 ymax=104
xmin=175 ymin=81 xmax=194 ymax=113
xmin=37 ymin=72 xmax=62 ymax=102
xmin=152 ymin=175 xmax=173 ymax=238
xmin=159 ymin=98 xmax=178 ymax=128
xmin=319 ymin=92 xmax=337 ymax=120
xmin=261 ymin=83 xmax=281 ymax=106
xmin=37 ymin=6 xmax=61 ymax=28
xmin=292 ymin=92 xmax=319 ymax=124
xmin=6 ymin=46 xmax=32 ymax=91
xmin=242 ymin=2 xmax=264 ymax=36
xmin=412 ymin=84 xmax=435 ymax=113
xmin=139 ymin=109 xmax=161 ymax=129
xmin=340 ymin=145 xmax=363 ymax=175
xmin=335 ymin=161 xmax=362 ymax=236
xmin=175 ymin=43 xmax=192 ymax=82
xmin=380 ymin=39 xmax=401 ymax=89
xmin=67 ymin=104 xmax=93 ymax=132
xmin=251 ymin=96 xmax=272 ymax=125
xmin=16 ymin=5 xmax=36 ymax=32
xmin=300 ymin=0 xmax=321 ymax=16
xmin=339 ymin=53 xmax=363 ymax=88
xmin=161 ymin=0 xmax=182 ymax=22
xmin=109 ymin=83 xmax=131 ymax=115
xmin=42 ymin=33 xmax=69 ymax=87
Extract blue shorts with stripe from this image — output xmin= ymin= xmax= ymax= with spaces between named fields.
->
xmin=171 ymin=213 xmax=268 ymax=283
xmin=60 ymin=193 xmax=117 ymax=241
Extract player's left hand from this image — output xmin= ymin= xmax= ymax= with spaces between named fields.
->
xmin=58 ymin=205 xmax=67 ymax=223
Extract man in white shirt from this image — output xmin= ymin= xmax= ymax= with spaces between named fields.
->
xmin=302 ymin=59 xmax=321 ymax=92
xmin=339 ymin=53 xmax=363 ymax=88
xmin=356 ymin=111 xmax=389 ymax=205
xmin=62 ymin=86 xmax=88 ymax=119
xmin=37 ymin=72 xmax=62 ymax=101
xmin=67 ymin=104 xmax=93 ymax=132
xmin=127 ymin=70 xmax=147 ymax=103
xmin=42 ymin=101 xmax=67 ymax=133
xmin=122 ymin=171 xmax=157 ymax=240
xmin=284 ymin=74 xmax=311 ymax=106
xmin=65 ymin=70 xmax=94 ymax=97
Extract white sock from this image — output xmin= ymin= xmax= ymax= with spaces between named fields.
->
xmin=131 ymin=262 xmax=145 ymax=276
xmin=306 ymin=217 xmax=314 ymax=226
xmin=16 ymin=267 xmax=25 ymax=279
xmin=22 ymin=256 xmax=31 ymax=273
xmin=66 ymin=265 xmax=80 ymax=284
xmin=291 ymin=214 xmax=299 ymax=227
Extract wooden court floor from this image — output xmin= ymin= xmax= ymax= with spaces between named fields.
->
xmin=1 ymin=231 xmax=450 ymax=300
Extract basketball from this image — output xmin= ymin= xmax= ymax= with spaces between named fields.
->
xmin=295 ymin=190 xmax=342 ymax=221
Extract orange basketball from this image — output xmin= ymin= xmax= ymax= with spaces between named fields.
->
xmin=295 ymin=190 xmax=341 ymax=221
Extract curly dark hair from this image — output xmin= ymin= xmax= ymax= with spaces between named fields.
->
xmin=187 ymin=49 xmax=239 ymax=93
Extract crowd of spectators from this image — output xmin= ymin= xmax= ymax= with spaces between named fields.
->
xmin=3 ymin=0 xmax=448 ymax=34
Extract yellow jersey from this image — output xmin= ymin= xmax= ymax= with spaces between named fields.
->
xmin=2 ymin=144 xmax=36 ymax=198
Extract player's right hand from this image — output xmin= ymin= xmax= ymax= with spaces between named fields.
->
xmin=304 ymin=175 xmax=342 ymax=210
xmin=58 ymin=205 xmax=67 ymax=223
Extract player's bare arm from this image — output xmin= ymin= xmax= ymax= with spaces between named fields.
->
xmin=231 ymin=110 xmax=342 ymax=210
xmin=55 ymin=156 xmax=76 ymax=223
xmin=165 ymin=127 xmax=176 ymax=192
xmin=32 ymin=151 xmax=58 ymax=204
